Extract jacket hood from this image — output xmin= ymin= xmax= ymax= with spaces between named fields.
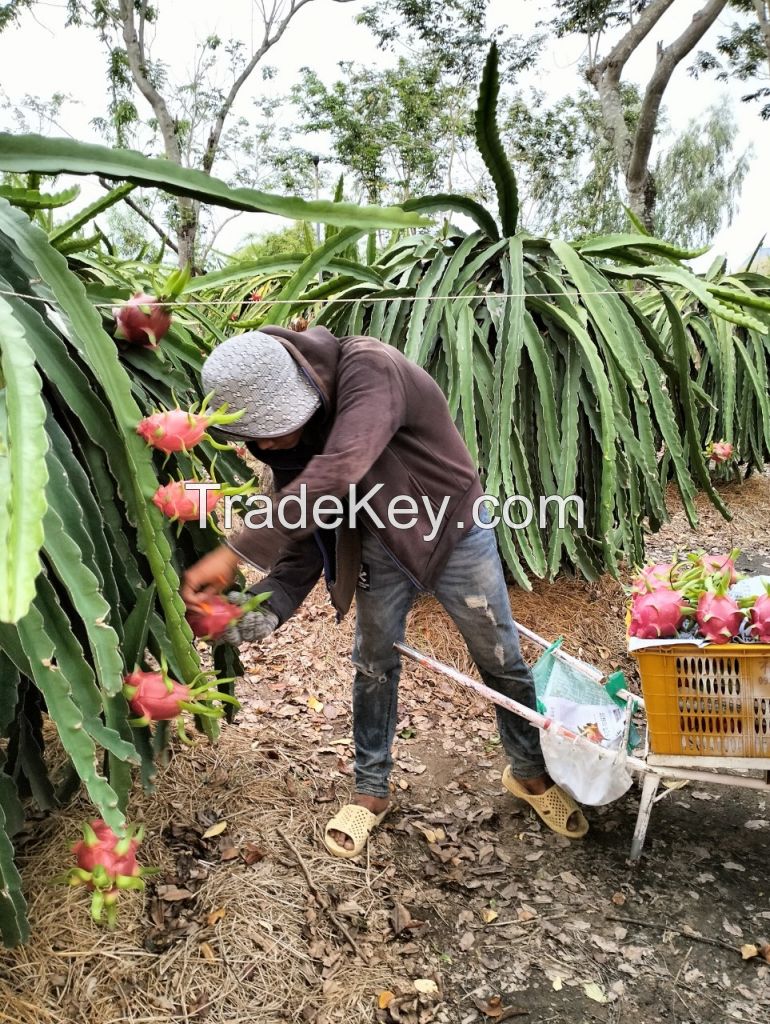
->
xmin=261 ymin=325 xmax=340 ymax=420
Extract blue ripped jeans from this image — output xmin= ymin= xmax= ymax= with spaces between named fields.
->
xmin=351 ymin=524 xmax=546 ymax=798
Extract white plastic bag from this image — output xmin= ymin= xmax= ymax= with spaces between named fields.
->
xmin=540 ymin=728 xmax=634 ymax=806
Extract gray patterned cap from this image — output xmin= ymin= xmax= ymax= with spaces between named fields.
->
xmin=201 ymin=331 xmax=322 ymax=439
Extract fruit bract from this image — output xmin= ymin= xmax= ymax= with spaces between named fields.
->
xmin=629 ymin=588 xmax=689 ymax=639
xmin=113 ymin=292 xmax=172 ymax=348
xmin=697 ymin=592 xmax=744 ymax=643
xmin=186 ymin=595 xmax=243 ymax=640
xmin=152 ymin=480 xmax=221 ymax=521
xmin=123 ymin=669 xmax=191 ymax=722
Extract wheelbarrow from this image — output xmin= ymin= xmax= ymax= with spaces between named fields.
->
xmin=396 ymin=622 xmax=770 ymax=862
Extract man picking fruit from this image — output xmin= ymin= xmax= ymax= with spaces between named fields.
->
xmin=182 ymin=326 xmax=588 ymax=856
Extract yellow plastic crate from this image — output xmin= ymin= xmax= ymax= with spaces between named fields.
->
xmin=634 ymin=643 xmax=770 ymax=757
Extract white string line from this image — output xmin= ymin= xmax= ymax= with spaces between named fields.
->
xmin=0 ymin=285 xmax=660 ymax=307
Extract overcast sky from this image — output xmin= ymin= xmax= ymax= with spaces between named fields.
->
xmin=0 ymin=0 xmax=767 ymax=265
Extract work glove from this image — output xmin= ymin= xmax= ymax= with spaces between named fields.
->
xmin=221 ymin=591 xmax=279 ymax=647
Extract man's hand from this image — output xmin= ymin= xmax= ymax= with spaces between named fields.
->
xmin=221 ymin=591 xmax=279 ymax=646
xmin=181 ymin=546 xmax=240 ymax=610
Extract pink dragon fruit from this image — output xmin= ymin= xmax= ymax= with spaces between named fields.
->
xmin=186 ymin=591 xmax=269 ymax=641
xmin=64 ymin=820 xmax=150 ymax=927
xmin=186 ymin=595 xmax=243 ymax=641
xmin=113 ymin=292 xmax=172 ymax=348
xmin=749 ymin=593 xmax=770 ymax=642
xmin=698 ymin=552 xmax=739 ymax=584
xmin=697 ymin=592 xmax=744 ymax=643
xmin=152 ymin=480 xmax=221 ymax=521
xmin=123 ymin=666 xmax=239 ymax=736
xmin=123 ymin=669 xmax=192 ymax=722
xmin=708 ymin=440 xmax=734 ymax=464
xmin=629 ymin=588 xmax=691 ymax=639
xmin=631 ymin=562 xmax=678 ymax=595
xmin=137 ymin=403 xmax=244 ymax=454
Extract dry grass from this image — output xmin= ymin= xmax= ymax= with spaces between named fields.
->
xmin=1 ymin=731 xmax=400 ymax=1024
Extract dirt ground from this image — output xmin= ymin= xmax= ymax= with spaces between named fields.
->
xmin=3 ymin=474 xmax=770 ymax=1024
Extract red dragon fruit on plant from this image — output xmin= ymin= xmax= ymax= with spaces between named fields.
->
xmin=629 ymin=588 xmax=692 ymax=639
xmin=152 ymin=480 xmax=221 ymax=522
xmin=62 ymin=820 xmax=151 ymax=927
xmin=113 ymin=292 xmax=172 ymax=348
xmin=707 ymin=440 xmax=734 ymax=464
xmin=137 ymin=401 xmax=244 ymax=454
xmin=123 ymin=665 xmax=239 ymax=741
xmin=123 ymin=669 xmax=193 ymax=722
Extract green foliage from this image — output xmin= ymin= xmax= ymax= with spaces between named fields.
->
xmin=292 ymin=58 xmax=469 ymax=204
xmin=689 ymin=1 xmax=770 ymax=119
xmin=0 ymin=134 xmax=429 ymax=232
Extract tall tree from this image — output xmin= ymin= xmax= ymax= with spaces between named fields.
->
xmin=502 ymin=87 xmax=749 ymax=247
xmin=548 ymin=0 xmax=729 ymax=228
xmin=65 ymin=0 xmax=356 ymax=269
xmin=291 ymin=57 xmax=472 ymax=203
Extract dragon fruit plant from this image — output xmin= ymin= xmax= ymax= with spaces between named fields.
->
xmin=123 ymin=661 xmax=239 ymax=743
xmin=112 ymin=264 xmax=190 ymax=348
xmin=186 ymin=592 xmax=270 ymax=642
xmin=136 ymin=394 xmax=245 ymax=454
xmin=61 ymin=820 xmax=154 ymax=928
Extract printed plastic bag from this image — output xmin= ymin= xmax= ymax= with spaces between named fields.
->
xmin=532 ymin=642 xmax=634 ymax=806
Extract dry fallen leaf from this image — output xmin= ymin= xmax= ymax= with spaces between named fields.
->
xmin=723 ymin=918 xmax=743 ymax=937
xmin=611 ymin=891 xmax=626 ymax=906
xmin=206 ymin=907 xmax=226 ymax=926
xmin=481 ymin=908 xmax=499 ymax=924
xmin=742 ymin=944 xmax=759 ymax=960
xmin=413 ymin=978 xmax=439 ymax=995
xmin=552 ymin=977 xmax=563 ymax=991
xmin=307 ymin=695 xmax=324 ymax=713
xmin=377 ymin=991 xmax=395 ymax=1009
xmin=157 ymin=885 xmax=193 ymax=902
xmin=202 ymin=821 xmax=227 ymax=838
xmin=241 ymin=842 xmax=266 ymax=866
xmin=583 ymin=982 xmax=609 ymax=1004
xmin=474 ymin=995 xmax=504 ymax=1018
xmin=459 ymin=930 xmax=475 ymax=951
xmin=199 ymin=941 xmax=216 ymax=962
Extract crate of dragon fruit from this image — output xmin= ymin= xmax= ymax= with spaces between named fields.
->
xmin=627 ymin=551 xmax=770 ymax=758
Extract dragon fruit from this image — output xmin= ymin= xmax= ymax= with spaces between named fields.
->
xmin=186 ymin=595 xmax=243 ymax=641
xmin=123 ymin=666 xmax=240 ymax=739
xmin=137 ymin=403 xmax=244 ymax=454
xmin=707 ymin=440 xmax=734 ymax=464
xmin=631 ymin=562 xmax=678 ymax=595
xmin=629 ymin=588 xmax=691 ymax=639
xmin=749 ymin=592 xmax=770 ymax=642
xmin=152 ymin=480 xmax=221 ymax=521
xmin=113 ymin=292 xmax=172 ymax=348
xmin=63 ymin=820 xmax=150 ymax=927
xmin=698 ymin=552 xmax=740 ymax=584
xmin=697 ymin=591 xmax=745 ymax=643
xmin=123 ymin=669 xmax=192 ymax=722
xmin=186 ymin=592 xmax=270 ymax=641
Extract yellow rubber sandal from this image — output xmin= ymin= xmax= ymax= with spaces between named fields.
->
xmin=323 ymin=804 xmax=389 ymax=859
xmin=502 ymin=766 xmax=588 ymax=839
